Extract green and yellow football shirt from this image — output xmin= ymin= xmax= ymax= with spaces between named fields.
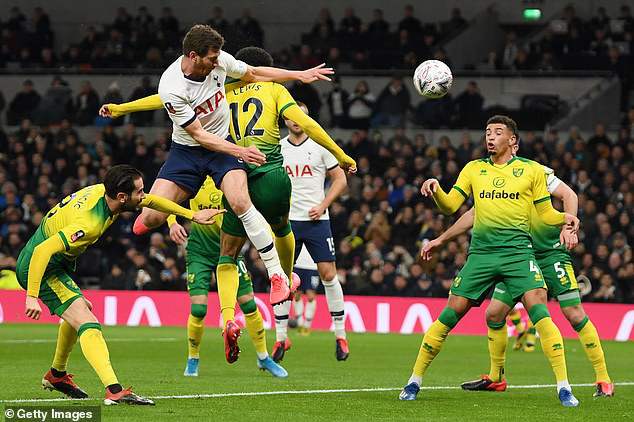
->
xmin=452 ymin=156 xmax=552 ymax=253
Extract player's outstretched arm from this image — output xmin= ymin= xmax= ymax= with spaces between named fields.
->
xmin=421 ymin=208 xmax=475 ymax=260
xmin=421 ymin=179 xmax=465 ymax=215
xmin=283 ymin=104 xmax=356 ymax=172
xmin=242 ymin=63 xmax=334 ymax=84
xmin=25 ymin=235 xmax=66 ymax=319
xmin=99 ymin=94 xmax=164 ymax=118
xmin=140 ymin=194 xmax=225 ymax=225
xmin=551 ymin=181 xmax=579 ymax=250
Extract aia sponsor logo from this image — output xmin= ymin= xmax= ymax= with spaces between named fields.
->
xmin=194 ymin=91 xmax=225 ymax=116
xmin=286 ymin=164 xmax=314 ymax=177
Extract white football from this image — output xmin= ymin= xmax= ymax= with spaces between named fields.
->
xmin=413 ymin=60 xmax=453 ymax=99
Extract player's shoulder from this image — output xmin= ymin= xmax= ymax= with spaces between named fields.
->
xmin=464 ymin=158 xmax=488 ymax=170
xmin=159 ymin=58 xmax=187 ymax=92
xmin=514 ymin=157 xmax=549 ymax=174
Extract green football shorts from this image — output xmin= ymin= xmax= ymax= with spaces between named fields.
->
xmin=186 ymin=255 xmax=253 ymax=298
xmin=16 ymin=246 xmax=83 ymax=317
xmin=221 ymin=166 xmax=292 ymax=237
xmin=493 ymin=250 xmax=581 ymax=308
xmin=450 ymin=251 xmax=546 ymax=304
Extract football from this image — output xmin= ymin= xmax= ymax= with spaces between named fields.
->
xmin=413 ymin=60 xmax=453 ymax=98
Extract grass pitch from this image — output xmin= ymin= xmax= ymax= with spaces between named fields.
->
xmin=1 ymin=323 xmax=632 ymax=421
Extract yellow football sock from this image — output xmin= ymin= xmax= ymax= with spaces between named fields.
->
xmin=508 ymin=309 xmax=525 ymax=333
xmin=535 ymin=317 xmax=568 ymax=383
xmin=487 ymin=324 xmax=508 ymax=382
xmin=412 ymin=320 xmax=451 ymax=377
xmin=575 ymin=317 xmax=611 ymax=383
xmin=187 ymin=314 xmax=205 ymax=359
xmin=78 ymin=323 xmax=118 ymax=387
xmin=244 ymin=310 xmax=268 ymax=356
xmin=217 ymin=258 xmax=239 ymax=327
xmin=274 ymin=230 xmax=295 ymax=278
xmin=52 ymin=321 xmax=78 ymax=372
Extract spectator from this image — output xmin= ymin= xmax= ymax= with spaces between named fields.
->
xmin=452 ymin=81 xmax=484 ymax=129
xmin=7 ymin=80 xmax=41 ymax=125
xmin=398 ymin=5 xmax=422 ymax=38
xmin=325 ymin=77 xmax=349 ymax=127
xmin=442 ymin=8 xmax=468 ymax=36
xmin=346 ymin=81 xmax=375 ymax=130
xmin=128 ymin=77 xmax=156 ymax=126
xmin=501 ymin=31 xmax=519 ymax=69
xmin=159 ymin=7 xmax=179 ymax=36
xmin=207 ymin=7 xmax=230 ymax=36
xmin=75 ymin=81 xmax=100 ymax=126
xmin=101 ymin=264 xmax=126 ymax=290
xmin=234 ymin=9 xmax=264 ymax=47
xmin=288 ymin=80 xmax=322 ymax=122
xmin=371 ymin=76 xmax=410 ymax=128
xmin=32 ymin=76 xmax=73 ymax=126
xmin=135 ymin=6 xmax=155 ymax=34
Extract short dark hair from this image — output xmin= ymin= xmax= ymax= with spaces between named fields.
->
xmin=182 ymin=24 xmax=224 ymax=57
xmin=486 ymin=115 xmax=518 ymax=140
xmin=104 ymin=165 xmax=143 ymax=198
xmin=235 ymin=46 xmax=273 ymax=67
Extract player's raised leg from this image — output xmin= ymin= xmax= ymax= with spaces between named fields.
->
xmin=220 ymin=170 xmax=291 ymax=304
xmin=134 ymin=178 xmax=193 ymax=234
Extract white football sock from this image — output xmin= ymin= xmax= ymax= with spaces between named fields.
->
xmin=408 ymin=375 xmax=423 ymax=386
xmin=557 ymin=380 xmax=571 ymax=393
xmin=238 ymin=205 xmax=284 ymax=277
xmin=322 ymin=276 xmax=346 ymax=338
xmin=273 ymin=300 xmax=291 ymax=342
xmin=304 ymin=299 xmax=316 ymax=329
xmin=292 ymin=297 xmax=304 ymax=326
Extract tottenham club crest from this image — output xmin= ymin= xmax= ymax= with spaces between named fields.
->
xmin=513 ymin=168 xmax=524 ymax=177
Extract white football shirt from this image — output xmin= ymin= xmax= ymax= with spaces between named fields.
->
xmin=281 ymin=135 xmax=339 ymax=221
xmin=158 ymin=51 xmax=247 ymax=147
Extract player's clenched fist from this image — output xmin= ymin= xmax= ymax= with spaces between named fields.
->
xmin=420 ymin=178 xmax=439 ymax=197
xmin=25 ymin=295 xmax=42 ymax=320
xmin=192 ymin=208 xmax=226 ymax=225
xmin=238 ymin=145 xmax=267 ymax=166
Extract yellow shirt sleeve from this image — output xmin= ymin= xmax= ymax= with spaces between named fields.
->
xmin=166 ymin=214 xmax=178 ymax=227
xmin=531 ymin=162 xmax=551 ymax=204
xmin=107 ymin=94 xmax=164 ymax=117
xmin=432 ymin=163 xmax=471 ymax=215
xmin=26 ymin=235 xmax=66 ymax=297
xmin=452 ymin=162 xmax=473 ymax=199
xmin=139 ymin=194 xmax=195 ymax=220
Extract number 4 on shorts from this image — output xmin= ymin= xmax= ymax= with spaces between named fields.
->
xmin=529 ymin=260 xmax=540 ymax=273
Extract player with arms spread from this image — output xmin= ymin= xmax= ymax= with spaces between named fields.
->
xmin=399 ymin=115 xmax=581 ymax=407
xmin=102 ymin=45 xmax=356 ymax=363
xmin=166 ymin=176 xmax=288 ymax=378
xmin=17 ymin=165 xmax=221 ymax=405
xmin=421 ymin=145 xmax=614 ymax=397
xmin=100 ymin=25 xmax=335 ymax=363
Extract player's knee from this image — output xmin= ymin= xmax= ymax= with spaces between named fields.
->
xmin=485 ymin=307 xmax=506 ymax=324
xmin=239 ymin=298 xmax=257 ymax=315
xmin=306 ymin=290 xmax=316 ymax=301
xmin=237 ymin=292 xmax=254 ymax=305
xmin=227 ymin=192 xmax=251 ymax=216
xmin=191 ymin=304 xmax=208 ymax=319
xmin=563 ymin=305 xmax=586 ymax=327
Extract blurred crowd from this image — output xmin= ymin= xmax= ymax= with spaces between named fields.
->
xmin=1 ymin=4 xmax=630 ymax=77
xmin=1 ymin=112 xmax=633 ymax=303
